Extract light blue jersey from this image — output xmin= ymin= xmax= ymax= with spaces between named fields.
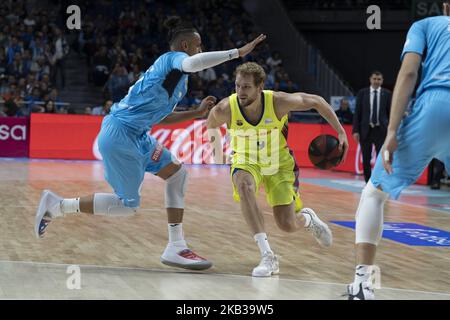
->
xmin=401 ymin=16 xmax=450 ymax=96
xmin=110 ymin=51 xmax=189 ymax=134
xmin=371 ymin=15 xmax=450 ymax=199
xmin=98 ymin=50 xmax=190 ymax=208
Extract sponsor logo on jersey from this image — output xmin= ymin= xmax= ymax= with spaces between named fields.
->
xmin=151 ymin=143 xmax=164 ymax=162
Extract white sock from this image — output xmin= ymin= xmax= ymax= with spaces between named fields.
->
xmin=61 ymin=198 xmax=80 ymax=214
xmin=354 ymin=264 xmax=372 ymax=284
xmin=254 ymin=233 xmax=272 ymax=256
xmin=168 ymin=223 xmax=185 ymax=244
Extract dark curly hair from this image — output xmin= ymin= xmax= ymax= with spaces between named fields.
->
xmin=163 ymin=16 xmax=198 ymax=45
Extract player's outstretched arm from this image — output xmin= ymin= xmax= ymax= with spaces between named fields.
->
xmin=206 ymin=99 xmax=231 ymax=164
xmin=274 ymin=91 xmax=349 ymax=163
xmin=181 ymin=34 xmax=266 ymax=73
xmin=160 ymin=96 xmax=216 ymax=124
xmin=382 ymin=52 xmax=421 ymax=174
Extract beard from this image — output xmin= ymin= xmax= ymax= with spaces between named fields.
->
xmin=238 ymin=96 xmax=257 ymax=107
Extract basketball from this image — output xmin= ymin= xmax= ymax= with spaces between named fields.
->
xmin=308 ymin=135 xmax=343 ymax=170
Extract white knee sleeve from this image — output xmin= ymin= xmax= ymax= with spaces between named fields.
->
xmin=93 ymin=193 xmax=137 ymax=216
xmin=355 ymin=181 xmax=389 ymax=245
xmin=165 ymin=165 xmax=188 ymax=209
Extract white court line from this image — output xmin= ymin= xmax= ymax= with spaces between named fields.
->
xmin=1 ymin=259 xmax=449 ymax=298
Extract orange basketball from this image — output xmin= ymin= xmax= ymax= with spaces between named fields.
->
xmin=308 ymin=135 xmax=343 ymax=170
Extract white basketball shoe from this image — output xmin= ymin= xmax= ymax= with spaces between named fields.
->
xmin=35 ymin=189 xmax=63 ymax=238
xmin=345 ymin=281 xmax=375 ymax=300
xmin=252 ymin=251 xmax=279 ymax=277
xmin=301 ymin=208 xmax=333 ymax=247
xmin=161 ymin=240 xmax=212 ymax=270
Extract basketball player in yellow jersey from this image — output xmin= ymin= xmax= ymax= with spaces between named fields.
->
xmin=207 ymin=62 xmax=349 ymax=277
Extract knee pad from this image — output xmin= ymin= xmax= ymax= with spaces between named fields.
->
xmin=93 ymin=193 xmax=137 ymax=216
xmin=165 ymin=165 xmax=188 ymax=209
xmin=355 ymin=181 xmax=389 ymax=245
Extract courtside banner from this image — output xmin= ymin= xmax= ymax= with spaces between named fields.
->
xmin=27 ymin=114 xmax=427 ymax=183
xmin=29 ymin=113 xmax=103 ymax=160
xmin=0 ymin=117 xmax=29 ymax=157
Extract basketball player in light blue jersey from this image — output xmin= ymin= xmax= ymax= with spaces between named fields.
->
xmin=346 ymin=2 xmax=450 ymax=299
xmin=35 ymin=16 xmax=266 ymax=270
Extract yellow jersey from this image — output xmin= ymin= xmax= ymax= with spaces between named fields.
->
xmin=228 ymin=90 xmax=292 ymax=175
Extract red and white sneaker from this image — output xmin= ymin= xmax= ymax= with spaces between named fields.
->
xmin=160 ymin=241 xmax=212 ymax=270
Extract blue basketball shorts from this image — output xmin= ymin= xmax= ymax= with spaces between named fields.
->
xmin=371 ymin=89 xmax=450 ymax=199
xmin=97 ymin=115 xmax=175 ymax=208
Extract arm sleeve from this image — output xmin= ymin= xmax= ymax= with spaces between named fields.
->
xmin=400 ymin=20 xmax=427 ymax=61
xmin=181 ymin=49 xmax=239 ymax=73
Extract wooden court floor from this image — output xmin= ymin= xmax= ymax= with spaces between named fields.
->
xmin=0 ymin=159 xmax=449 ymax=299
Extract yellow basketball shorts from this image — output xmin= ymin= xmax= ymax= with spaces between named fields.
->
xmin=231 ymin=156 xmax=303 ymax=212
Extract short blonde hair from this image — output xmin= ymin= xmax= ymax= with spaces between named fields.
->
xmin=236 ymin=62 xmax=266 ymax=86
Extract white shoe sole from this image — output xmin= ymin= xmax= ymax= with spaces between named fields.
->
xmin=160 ymin=257 xmax=212 ymax=271
xmin=252 ymin=268 xmax=280 ymax=277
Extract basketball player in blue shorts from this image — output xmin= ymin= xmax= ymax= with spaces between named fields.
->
xmin=34 ymin=16 xmax=266 ymax=270
xmin=346 ymin=2 xmax=450 ymax=299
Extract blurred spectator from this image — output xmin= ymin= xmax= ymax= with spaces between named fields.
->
xmin=106 ymin=64 xmax=129 ymax=102
xmin=266 ymin=51 xmax=282 ymax=70
xmin=92 ymin=99 xmax=113 ymax=116
xmin=50 ymin=27 xmax=69 ymax=90
xmin=199 ymin=67 xmax=217 ymax=82
xmin=43 ymin=100 xmax=56 ymax=113
xmin=335 ymin=98 xmax=353 ymax=124
xmin=84 ymin=107 xmax=92 ymax=115
xmin=92 ymin=46 xmax=111 ymax=86
xmin=0 ymin=105 xmax=7 ymax=117
xmin=284 ymin=79 xmax=299 ymax=93
xmin=208 ymin=77 xmax=228 ymax=100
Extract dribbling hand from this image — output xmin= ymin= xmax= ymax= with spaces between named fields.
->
xmin=197 ymin=96 xmax=217 ymax=117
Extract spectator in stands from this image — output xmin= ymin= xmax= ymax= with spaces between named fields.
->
xmin=266 ymin=51 xmax=282 ymax=70
xmin=106 ymin=64 xmax=130 ymax=102
xmin=84 ymin=106 xmax=92 ymax=115
xmin=3 ymin=94 xmax=20 ymax=117
xmin=92 ymin=99 xmax=113 ymax=116
xmin=0 ymin=105 xmax=7 ymax=117
xmin=92 ymin=46 xmax=111 ymax=86
xmin=51 ymin=27 xmax=68 ymax=90
xmin=128 ymin=64 xmax=142 ymax=85
xmin=42 ymin=100 xmax=56 ymax=113
xmin=335 ymin=98 xmax=354 ymax=124
xmin=284 ymin=79 xmax=299 ymax=93
xmin=6 ymin=36 xmax=23 ymax=65
xmin=208 ymin=76 xmax=228 ymax=100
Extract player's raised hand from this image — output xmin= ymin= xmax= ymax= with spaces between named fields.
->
xmin=238 ymin=34 xmax=267 ymax=57
xmin=382 ymin=131 xmax=398 ymax=174
xmin=197 ymin=96 xmax=217 ymax=117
